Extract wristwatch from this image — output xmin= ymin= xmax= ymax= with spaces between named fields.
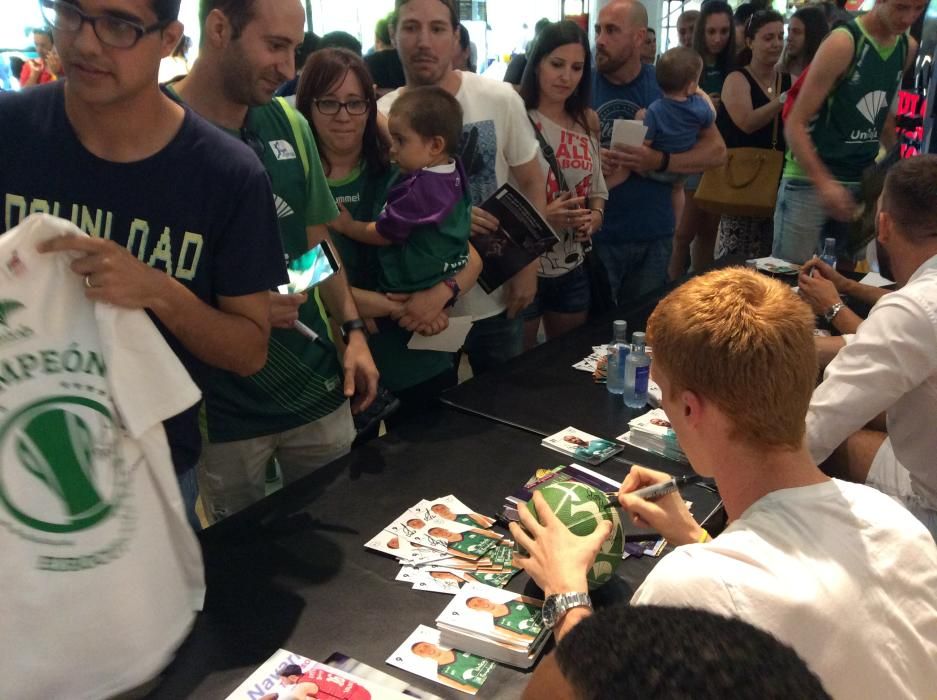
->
xmin=340 ymin=318 xmax=367 ymax=342
xmin=824 ymin=302 xmax=845 ymax=323
xmin=542 ymin=592 xmax=592 ymax=630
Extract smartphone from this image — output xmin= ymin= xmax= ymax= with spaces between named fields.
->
xmin=278 ymin=240 xmax=340 ymax=295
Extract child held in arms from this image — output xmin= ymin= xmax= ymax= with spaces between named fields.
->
xmin=332 ymin=86 xmax=471 ymax=298
xmin=638 ymin=46 xmax=715 ymax=185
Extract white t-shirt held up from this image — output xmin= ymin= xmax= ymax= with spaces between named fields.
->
xmin=0 ymin=215 xmax=205 ymax=700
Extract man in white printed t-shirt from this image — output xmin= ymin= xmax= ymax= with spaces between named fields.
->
xmin=510 ymin=267 xmax=937 ymax=699
xmin=0 ymin=215 xmax=205 ymax=700
xmin=807 ymin=155 xmax=937 ymax=541
xmin=378 ymin=0 xmax=548 ymax=375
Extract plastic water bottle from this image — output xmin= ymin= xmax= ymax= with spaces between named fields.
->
xmin=623 ymin=332 xmax=651 ymax=408
xmin=819 ymin=237 xmax=837 ymax=270
xmin=606 ymin=320 xmax=629 ymax=395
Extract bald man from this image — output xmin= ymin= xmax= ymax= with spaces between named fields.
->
xmin=591 ymin=0 xmax=724 ymax=306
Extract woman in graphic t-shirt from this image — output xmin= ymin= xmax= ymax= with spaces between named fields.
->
xmin=518 ymin=21 xmax=608 ymax=350
xmin=668 ymin=0 xmax=736 ymax=281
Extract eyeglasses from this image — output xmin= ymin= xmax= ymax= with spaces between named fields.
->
xmin=39 ymin=0 xmax=171 ymax=50
xmin=240 ymin=128 xmax=265 ymax=160
xmin=313 ymin=98 xmax=370 ymax=116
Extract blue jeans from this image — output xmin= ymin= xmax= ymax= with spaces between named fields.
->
xmin=773 ymin=178 xmax=862 ymax=264
xmin=463 ymin=311 xmax=523 ymax=375
xmin=593 ymin=237 xmax=672 ymax=306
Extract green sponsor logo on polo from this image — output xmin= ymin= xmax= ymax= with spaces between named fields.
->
xmin=0 ymin=396 xmax=124 ymax=534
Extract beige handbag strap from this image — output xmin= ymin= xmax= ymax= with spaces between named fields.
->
xmin=770 ymin=72 xmax=782 ymax=149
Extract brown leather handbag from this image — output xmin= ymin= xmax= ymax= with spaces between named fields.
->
xmin=694 ymin=74 xmax=784 ymax=218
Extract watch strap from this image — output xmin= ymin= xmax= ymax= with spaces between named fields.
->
xmin=341 ymin=318 xmax=367 ymax=341
xmin=544 ymin=591 xmax=592 ymax=629
xmin=824 ymin=302 xmax=845 ymax=323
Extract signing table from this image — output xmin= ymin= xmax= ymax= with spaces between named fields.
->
xmin=148 ymin=272 xmax=734 ymax=698
xmin=149 ymin=407 xmax=719 ymax=699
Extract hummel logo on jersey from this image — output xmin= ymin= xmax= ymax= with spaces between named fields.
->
xmin=274 ymin=196 xmax=294 ymax=219
xmin=269 ymin=140 xmax=297 ymax=160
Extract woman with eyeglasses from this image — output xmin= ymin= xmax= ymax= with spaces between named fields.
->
xmin=296 ymin=49 xmax=481 ymax=426
xmin=667 ymin=0 xmax=736 ymax=281
xmin=714 ymin=10 xmax=791 ymax=260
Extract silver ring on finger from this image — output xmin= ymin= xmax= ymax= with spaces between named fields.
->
xmin=84 ymin=275 xmax=93 ymax=289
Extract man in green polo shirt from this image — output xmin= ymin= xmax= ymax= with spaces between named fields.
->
xmin=775 ymin=0 xmax=923 ymax=264
xmin=171 ymin=0 xmax=379 ymax=522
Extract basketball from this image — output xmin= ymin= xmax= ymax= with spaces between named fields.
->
xmin=525 ymin=481 xmax=624 ymax=589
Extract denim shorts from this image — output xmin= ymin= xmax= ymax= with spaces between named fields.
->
xmin=773 ymin=178 xmax=862 ymax=264
xmin=521 ymin=264 xmax=591 ymax=320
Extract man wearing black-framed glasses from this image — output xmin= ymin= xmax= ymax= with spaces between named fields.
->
xmin=40 ymin=0 xmax=172 ymax=49
xmin=2 ymin=0 xmax=288 ymax=507
xmin=167 ymin=0 xmax=379 ymax=524
xmin=0 ymin=2 xmax=290 ymax=691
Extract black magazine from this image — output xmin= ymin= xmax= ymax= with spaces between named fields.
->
xmin=476 ymin=183 xmax=559 ymax=293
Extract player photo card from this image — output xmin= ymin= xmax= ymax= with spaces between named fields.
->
xmin=420 ymin=495 xmax=496 ymax=529
xmin=541 ymin=427 xmax=623 ymax=465
xmin=386 ymin=625 xmax=495 ymax=696
xmin=436 ymin=582 xmax=544 ymax=650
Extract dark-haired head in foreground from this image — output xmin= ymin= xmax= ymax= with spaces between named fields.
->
xmin=524 ymin=605 xmax=831 ymax=699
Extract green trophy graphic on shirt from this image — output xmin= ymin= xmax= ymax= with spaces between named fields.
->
xmin=0 ymin=397 xmax=122 ymax=534
xmin=16 ymin=407 xmax=110 ymax=525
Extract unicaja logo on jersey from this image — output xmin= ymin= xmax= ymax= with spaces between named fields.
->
xmin=857 ymin=91 xmax=888 ymax=124
xmin=849 ymin=91 xmax=888 ymax=142
xmin=0 ymin=397 xmax=125 ymax=536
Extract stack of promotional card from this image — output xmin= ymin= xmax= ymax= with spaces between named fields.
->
xmin=572 ymin=344 xmax=609 ymax=374
xmin=617 ymin=408 xmax=688 ymax=464
xmin=435 ymin=582 xmax=549 ymax=668
xmin=387 ymin=625 xmax=496 ymax=696
xmin=541 ymin=427 xmax=623 ymax=465
xmin=365 ymin=495 xmax=520 ymax=593
xmin=746 ymin=256 xmax=800 ymax=275
xmin=573 ymin=347 xmax=662 ymax=405
xmin=225 ymin=648 xmax=412 ymax=700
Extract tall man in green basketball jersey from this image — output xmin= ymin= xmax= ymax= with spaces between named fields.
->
xmin=775 ymin=0 xmax=924 ymax=264
xmin=170 ymin=0 xmax=379 ymax=522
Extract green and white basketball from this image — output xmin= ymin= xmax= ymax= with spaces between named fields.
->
xmin=526 ymin=481 xmax=624 ymax=589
